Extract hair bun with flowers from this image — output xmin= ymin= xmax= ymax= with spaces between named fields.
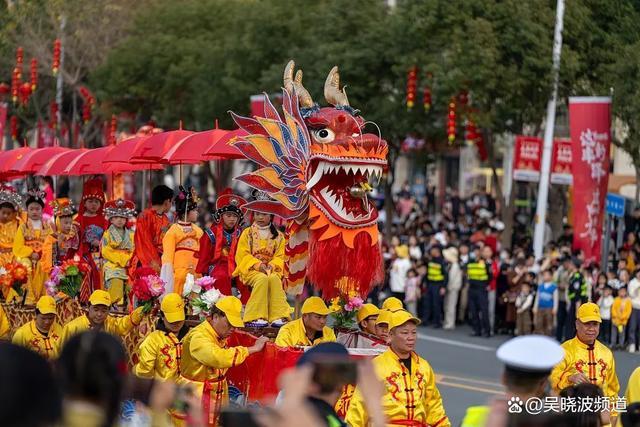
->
xmin=175 ymin=185 xmax=199 ymax=215
xmin=25 ymin=188 xmax=46 ymax=208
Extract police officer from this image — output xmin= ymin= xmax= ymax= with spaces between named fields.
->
xmin=564 ymin=258 xmax=588 ymax=339
xmin=425 ymin=244 xmax=448 ymax=328
xmin=466 ymin=255 xmax=492 ymax=337
xmin=461 ymin=335 xmax=565 ymax=427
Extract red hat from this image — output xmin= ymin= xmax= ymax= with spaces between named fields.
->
xmin=104 ymin=198 xmax=136 ymax=219
xmin=214 ymin=188 xmax=246 ymax=221
xmin=81 ymin=178 xmax=106 ymax=204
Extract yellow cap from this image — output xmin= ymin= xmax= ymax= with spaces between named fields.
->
xmin=375 ymin=309 xmax=393 ymax=326
xmin=161 ymin=293 xmax=185 ymax=323
xmin=395 ymin=245 xmax=409 ymax=259
xmin=357 ymin=303 xmax=380 ymax=323
xmin=36 ymin=296 xmax=57 ymax=315
xmin=390 ymin=310 xmax=421 ymax=329
xmin=301 ymin=296 xmax=331 ymax=316
xmin=381 ymin=297 xmax=404 ymax=312
xmin=577 ymin=302 xmax=602 ymax=323
xmin=215 ymin=296 xmax=244 ymax=328
xmin=89 ymin=290 xmax=111 ymax=307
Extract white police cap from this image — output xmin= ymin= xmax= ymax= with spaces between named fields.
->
xmin=496 ymin=335 xmax=564 ymax=373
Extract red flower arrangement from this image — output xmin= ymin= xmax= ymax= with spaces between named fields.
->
xmin=132 ymin=267 xmax=165 ymax=313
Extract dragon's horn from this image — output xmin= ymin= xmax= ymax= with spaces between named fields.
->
xmin=283 ymin=60 xmax=314 ymax=108
xmin=324 ymin=66 xmax=350 ymax=107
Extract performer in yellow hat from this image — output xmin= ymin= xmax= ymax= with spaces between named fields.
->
xmin=550 ymin=302 xmax=619 ymax=420
xmin=58 ymin=290 xmax=145 ymax=347
xmin=346 ymin=310 xmax=450 ymax=427
xmin=381 ymin=296 xmax=404 ymax=312
xmin=12 ymin=296 xmax=62 ymax=359
xmin=180 ymin=296 xmax=269 ymax=426
xmin=357 ymin=303 xmax=379 ymax=335
xmin=233 ymin=191 xmax=289 ymax=327
xmin=134 ymin=293 xmax=186 ymax=381
xmin=374 ymin=309 xmax=393 ymax=343
xmin=275 ymin=297 xmax=336 ymax=347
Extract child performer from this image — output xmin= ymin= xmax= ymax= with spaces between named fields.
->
xmin=161 ymin=186 xmax=203 ymax=296
xmin=233 ymin=191 xmax=289 ymax=327
xmin=101 ymin=199 xmax=137 ymax=306
xmin=76 ymin=178 xmax=108 ymax=297
xmin=13 ymin=189 xmax=54 ymax=304
xmin=196 ymin=189 xmax=246 ymax=297
xmin=133 ymin=185 xmax=173 ymax=272
xmin=0 ymin=185 xmax=22 ymax=267
xmin=41 ymin=198 xmax=80 ymax=273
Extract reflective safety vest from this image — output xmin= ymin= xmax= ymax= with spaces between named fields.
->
xmin=427 ymin=262 xmax=445 ymax=282
xmin=467 ymin=262 xmax=489 ymax=284
xmin=567 ymin=272 xmax=588 ymax=301
xmin=461 ymin=405 xmax=489 ymax=427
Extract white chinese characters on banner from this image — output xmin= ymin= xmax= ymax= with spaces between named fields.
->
xmin=579 ymin=188 xmax=601 ymax=247
xmin=580 ymin=128 xmax=609 ymax=183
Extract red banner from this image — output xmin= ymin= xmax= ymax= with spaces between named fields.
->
xmin=513 ymin=136 xmax=541 ymax=182
xmin=569 ymin=97 xmax=612 ymax=262
xmin=0 ymin=103 xmax=7 ymax=150
xmin=550 ymin=139 xmax=573 ymax=185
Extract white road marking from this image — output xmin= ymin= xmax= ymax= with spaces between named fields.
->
xmin=417 ymin=333 xmax=495 ymax=352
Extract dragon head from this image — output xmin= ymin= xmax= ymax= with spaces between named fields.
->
xmin=230 ymin=61 xmax=387 ymax=297
xmin=284 ymin=62 xmax=388 ymax=245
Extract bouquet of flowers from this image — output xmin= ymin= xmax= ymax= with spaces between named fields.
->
xmin=329 ymin=293 xmax=364 ymax=330
xmin=46 ymin=258 xmax=90 ymax=298
xmin=0 ymin=261 xmax=29 ymax=298
xmin=132 ymin=267 xmax=166 ymax=313
xmin=184 ymin=276 xmax=224 ymax=317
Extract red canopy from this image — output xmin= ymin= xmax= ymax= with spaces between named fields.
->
xmin=0 ymin=147 xmax=33 ymax=179
xmin=36 ymin=149 xmax=87 ymax=176
xmin=203 ymin=128 xmax=247 ymax=159
xmin=8 ymin=146 xmax=70 ymax=174
xmin=163 ymin=129 xmax=244 ymax=164
xmin=102 ymin=135 xmax=152 ymax=164
xmin=63 ymin=147 xmax=115 ymax=175
xmin=130 ymin=130 xmax=194 ymax=164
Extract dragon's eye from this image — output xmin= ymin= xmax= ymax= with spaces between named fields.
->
xmin=312 ymin=128 xmax=335 ymax=144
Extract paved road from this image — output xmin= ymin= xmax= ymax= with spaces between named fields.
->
xmin=414 ymin=325 xmax=640 ymax=426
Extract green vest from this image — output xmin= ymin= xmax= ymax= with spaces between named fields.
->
xmin=467 ymin=262 xmax=489 ymax=281
xmin=427 ymin=262 xmax=445 ymax=282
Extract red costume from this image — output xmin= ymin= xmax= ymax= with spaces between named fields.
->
xmin=195 ymin=189 xmax=247 ymax=300
xmin=133 ymin=208 xmax=170 ymax=272
xmin=75 ymin=178 xmax=108 ymax=302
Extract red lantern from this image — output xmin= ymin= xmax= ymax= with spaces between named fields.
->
xmin=19 ymin=82 xmax=32 ymax=105
xmin=16 ymin=47 xmax=24 ymax=69
xmin=11 ymin=68 xmax=20 ymax=104
xmin=110 ymin=115 xmax=117 ymax=144
xmin=406 ymin=66 xmax=418 ymax=109
xmin=0 ymin=82 xmax=9 ymax=96
xmin=10 ymin=115 xmax=18 ymax=141
xmin=52 ymin=39 xmax=61 ymax=75
xmin=82 ymin=103 xmax=92 ymax=123
xmin=423 ymin=87 xmax=432 ymax=111
xmin=30 ymin=58 xmax=38 ymax=91
xmin=465 ymin=119 xmax=477 ymax=145
xmin=447 ymin=97 xmax=456 ymax=144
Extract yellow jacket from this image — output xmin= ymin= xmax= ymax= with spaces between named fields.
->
xmin=12 ymin=220 xmax=53 ymax=259
xmin=626 ymin=366 xmax=640 ymax=404
xmin=0 ymin=219 xmax=19 ymax=265
xmin=179 ymin=320 xmax=250 ymax=426
xmin=550 ymin=337 xmax=619 ymax=406
xmin=0 ymin=304 xmax=10 ymax=339
xmin=58 ymin=307 xmax=144 ymax=347
xmin=12 ymin=320 xmax=63 ymax=359
xmin=233 ymin=224 xmax=285 ymax=282
xmin=101 ymin=227 xmax=135 ymax=282
xmin=274 ymin=318 xmax=336 ymax=347
xmin=612 ymin=297 xmax=632 ymax=326
xmin=135 ymin=330 xmax=183 ymax=381
xmin=346 ymin=348 xmax=450 ymax=427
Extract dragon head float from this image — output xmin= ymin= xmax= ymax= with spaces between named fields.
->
xmin=230 ymin=61 xmax=388 ymax=298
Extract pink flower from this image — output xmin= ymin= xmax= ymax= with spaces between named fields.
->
xmin=145 ymin=275 xmax=165 ymax=297
xmin=45 ymin=280 xmax=57 ymax=296
xmin=344 ymin=303 xmax=354 ymax=312
xmin=349 ymin=296 xmax=364 ymax=309
xmin=195 ymin=276 xmax=216 ymax=291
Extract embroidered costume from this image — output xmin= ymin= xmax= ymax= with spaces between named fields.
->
xmin=0 ymin=185 xmax=22 ymax=268
xmin=41 ymin=199 xmax=80 ymax=274
xmin=196 ymin=189 xmax=246 ymax=298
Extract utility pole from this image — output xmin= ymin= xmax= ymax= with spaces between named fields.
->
xmin=533 ymin=0 xmax=565 ymax=260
